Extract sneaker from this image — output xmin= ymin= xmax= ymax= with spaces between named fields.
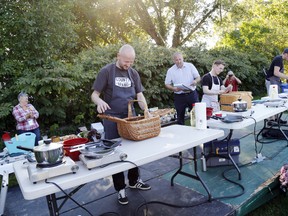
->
xmin=118 ymin=189 xmax=128 ymax=205
xmin=129 ymin=179 xmax=151 ymax=190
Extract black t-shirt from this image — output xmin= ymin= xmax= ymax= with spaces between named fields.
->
xmin=201 ymin=73 xmax=223 ymax=90
xmin=92 ymin=63 xmax=143 ymax=102
xmin=267 ymin=55 xmax=284 ymax=78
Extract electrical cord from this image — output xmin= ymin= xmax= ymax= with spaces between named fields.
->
xmin=134 ymin=198 xmax=210 ymax=216
xmin=45 ymin=179 xmax=94 ymax=216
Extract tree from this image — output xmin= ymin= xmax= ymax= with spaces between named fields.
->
xmin=0 ymin=0 xmax=79 ymax=130
xmin=72 ymin=0 xmax=237 ymax=48
xmin=216 ymin=0 xmax=288 ymax=58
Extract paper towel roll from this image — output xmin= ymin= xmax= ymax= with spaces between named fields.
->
xmin=269 ymin=84 xmax=278 ymax=99
xmin=195 ymin=102 xmax=207 ymax=130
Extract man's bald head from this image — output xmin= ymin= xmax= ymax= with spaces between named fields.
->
xmin=116 ymin=44 xmax=136 ymax=70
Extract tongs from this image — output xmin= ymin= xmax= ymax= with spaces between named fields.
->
xmin=69 ymin=139 xmax=122 ymax=152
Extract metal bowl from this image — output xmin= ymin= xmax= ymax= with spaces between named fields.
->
xmin=232 ymin=99 xmax=247 ymax=112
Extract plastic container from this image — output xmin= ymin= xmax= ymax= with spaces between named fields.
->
xmin=190 ymin=104 xmax=196 ymax=127
xmin=206 ymin=107 xmax=213 ymax=120
xmin=63 ymin=137 xmax=89 ymax=161
xmin=280 ymin=84 xmax=288 ymax=93
xmin=4 ymin=133 xmax=36 ymax=154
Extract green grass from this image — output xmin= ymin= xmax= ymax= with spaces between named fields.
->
xmin=248 ymin=194 xmax=288 ymax=216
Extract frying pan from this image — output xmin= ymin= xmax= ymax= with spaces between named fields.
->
xmin=69 ymin=139 xmax=122 ymax=158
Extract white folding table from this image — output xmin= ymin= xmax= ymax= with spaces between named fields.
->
xmin=13 ymin=125 xmax=224 ymax=216
xmin=206 ymin=103 xmax=288 ymax=179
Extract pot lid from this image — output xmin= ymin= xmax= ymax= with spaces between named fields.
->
xmin=35 ymin=142 xmax=63 ymax=151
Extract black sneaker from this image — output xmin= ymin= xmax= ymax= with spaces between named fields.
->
xmin=129 ymin=179 xmax=151 ymax=190
xmin=118 ymin=189 xmax=128 ymax=205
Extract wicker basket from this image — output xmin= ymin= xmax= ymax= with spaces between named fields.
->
xmin=98 ymin=100 xmax=161 ymax=141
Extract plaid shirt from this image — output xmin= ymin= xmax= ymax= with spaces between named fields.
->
xmin=12 ymin=103 xmax=39 ymax=131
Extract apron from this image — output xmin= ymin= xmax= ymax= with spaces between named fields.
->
xmin=103 ymin=66 xmax=136 ymax=139
xmin=201 ymin=73 xmax=221 ymax=112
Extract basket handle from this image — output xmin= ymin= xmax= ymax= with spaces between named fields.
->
xmin=97 ymin=114 xmax=126 ymax=123
xmin=128 ymin=100 xmax=149 ymax=118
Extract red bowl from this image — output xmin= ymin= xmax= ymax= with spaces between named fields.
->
xmin=63 ymin=138 xmax=89 ymax=161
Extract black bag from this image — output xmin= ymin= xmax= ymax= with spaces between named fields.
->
xmin=261 ymin=128 xmax=288 ymax=139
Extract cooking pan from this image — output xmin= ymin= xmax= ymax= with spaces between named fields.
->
xmin=17 ymin=140 xmax=64 ymax=165
xmin=70 ymin=139 xmax=121 ymax=158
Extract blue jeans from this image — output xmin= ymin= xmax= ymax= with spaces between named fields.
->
xmin=17 ymin=127 xmax=41 ymax=146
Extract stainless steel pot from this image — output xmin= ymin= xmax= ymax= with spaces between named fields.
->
xmin=17 ymin=140 xmax=64 ymax=165
xmin=232 ymin=99 xmax=248 ymax=112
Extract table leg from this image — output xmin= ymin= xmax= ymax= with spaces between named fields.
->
xmin=256 ymin=112 xmax=288 ymax=147
xmin=45 ymin=184 xmax=86 ymax=216
xmin=0 ymin=171 xmax=9 ymax=216
xmin=0 ymin=163 xmax=14 ymax=216
xmin=46 ymin=194 xmax=59 ymax=216
xmin=205 ymin=129 xmax=241 ymax=180
xmin=170 ymin=148 xmax=212 ymax=201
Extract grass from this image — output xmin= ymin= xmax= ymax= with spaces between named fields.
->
xmin=248 ymin=194 xmax=288 ymax=216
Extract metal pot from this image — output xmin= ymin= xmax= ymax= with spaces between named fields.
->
xmin=232 ymin=99 xmax=248 ymax=112
xmin=17 ymin=140 xmax=64 ymax=165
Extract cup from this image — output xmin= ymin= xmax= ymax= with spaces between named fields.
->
xmin=206 ymin=107 xmax=213 ymax=120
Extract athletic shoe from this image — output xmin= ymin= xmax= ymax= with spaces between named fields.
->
xmin=118 ymin=189 xmax=128 ymax=205
xmin=129 ymin=179 xmax=151 ymax=190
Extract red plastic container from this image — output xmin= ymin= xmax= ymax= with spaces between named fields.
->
xmin=63 ymin=137 xmax=89 ymax=161
xmin=206 ymin=107 xmax=213 ymax=120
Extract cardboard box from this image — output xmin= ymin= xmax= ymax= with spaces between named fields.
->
xmin=220 ymin=91 xmax=253 ymax=112
xmin=203 ymin=139 xmax=240 ymax=167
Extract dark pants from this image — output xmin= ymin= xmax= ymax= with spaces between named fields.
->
xmin=174 ymin=91 xmax=199 ymax=125
xmin=103 ymin=117 xmax=139 ymax=191
xmin=17 ymin=127 xmax=41 ymax=146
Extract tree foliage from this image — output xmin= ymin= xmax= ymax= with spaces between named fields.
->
xmin=0 ymin=0 xmax=278 ymax=136
xmin=216 ymin=0 xmax=288 ymax=58
xmin=72 ymin=0 xmax=237 ymax=48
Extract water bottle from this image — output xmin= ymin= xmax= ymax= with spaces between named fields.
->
xmin=201 ymin=155 xmax=207 ymax=172
xmin=190 ymin=104 xmax=196 ymax=127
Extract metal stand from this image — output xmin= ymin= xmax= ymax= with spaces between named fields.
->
xmin=46 ymin=184 xmax=85 ymax=216
xmin=170 ymin=147 xmax=212 ymax=201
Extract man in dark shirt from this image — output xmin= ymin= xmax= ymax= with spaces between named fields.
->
xmin=201 ymin=60 xmax=232 ymax=112
xmin=266 ymin=48 xmax=288 ymax=92
xmin=266 ymin=48 xmax=288 ymax=124
xmin=91 ymin=44 xmax=151 ymax=205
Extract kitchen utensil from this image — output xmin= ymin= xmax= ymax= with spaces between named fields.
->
xmin=72 ymin=139 xmax=122 ymax=159
xmin=17 ymin=140 xmax=63 ymax=165
xmin=63 ymin=137 xmax=89 ymax=161
xmin=232 ymin=99 xmax=248 ymax=112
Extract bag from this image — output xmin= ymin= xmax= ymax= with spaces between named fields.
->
xmin=98 ymin=100 xmax=163 ymax=141
xmin=262 ymin=128 xmax=288 ymax=139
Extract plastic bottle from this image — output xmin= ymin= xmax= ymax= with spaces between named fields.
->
xmin=201 ymin=155 xmax=207 ymax=172
xmin=190 ymin=104 xmax=196 ymax=127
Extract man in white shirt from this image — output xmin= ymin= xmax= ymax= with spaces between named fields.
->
xmin=165 ymin=52 xmax=200 ymax=125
